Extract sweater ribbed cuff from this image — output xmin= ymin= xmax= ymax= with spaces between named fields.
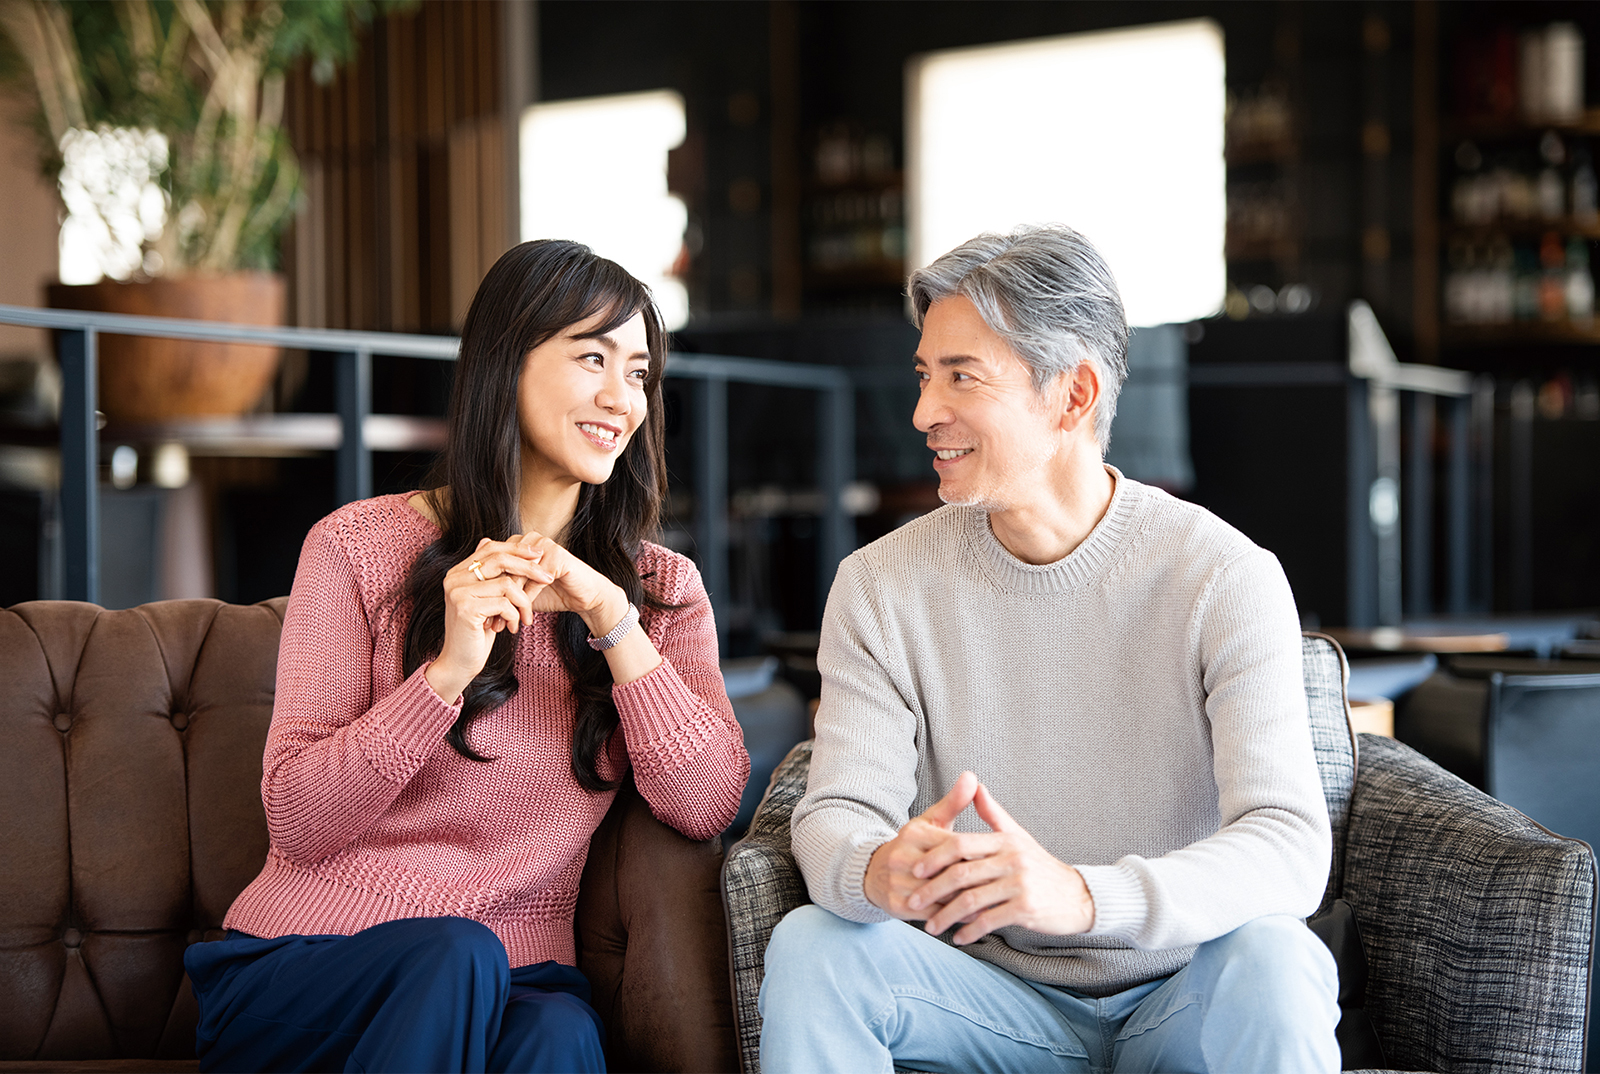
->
xmin=612 ymin=659 xmax=707 ymax=742
xmin=358 ymin=663 xmax=462 ymax=782
xmin=1076 ymin=862 xmax=1148 ymax=943
xmin=847 ymin=836 xmax=890 ymax=917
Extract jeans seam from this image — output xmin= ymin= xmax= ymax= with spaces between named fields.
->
xmin=1112 ymin=991 xmax=1206 ymax=1043
xmin=880 ymin=987 xmax=1089 ymax=1058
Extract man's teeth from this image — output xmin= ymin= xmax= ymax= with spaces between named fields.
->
xmin=579 ymin=423 xmax=617 ymax=442
xmin=935 ymin=448 xmax=972 ymax=460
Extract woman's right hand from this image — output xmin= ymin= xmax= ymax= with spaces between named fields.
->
xmin=424 ymin=537 xmax=554 ymax=703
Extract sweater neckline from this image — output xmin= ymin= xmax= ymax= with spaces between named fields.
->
xmin=966 ymin=467 xmax=1146 ymax=595
xmin=396 ymin=490 xmax=441 ymax=535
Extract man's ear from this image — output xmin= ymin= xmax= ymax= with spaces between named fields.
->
xmin=1057 ymin=360 xmax=1101 ymax=436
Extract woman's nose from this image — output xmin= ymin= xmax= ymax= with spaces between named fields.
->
xmin=595 ymin=373 xmax=631 ymax=414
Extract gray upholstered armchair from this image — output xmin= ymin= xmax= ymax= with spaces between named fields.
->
xmin=722 ymin=633 xmax=1597 ymax=1074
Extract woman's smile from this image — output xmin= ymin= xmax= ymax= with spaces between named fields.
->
xmin=577 ymin=421 xmax=622 ymax=450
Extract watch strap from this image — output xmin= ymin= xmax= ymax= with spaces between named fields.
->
xmin=587 ymin=602 xmax=640 ymax=651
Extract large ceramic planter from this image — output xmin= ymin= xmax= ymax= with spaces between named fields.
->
xmin=47 ymin=273 xmax=286 ymax=424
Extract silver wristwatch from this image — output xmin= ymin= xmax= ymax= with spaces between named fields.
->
xmin=587 ymin=602 xmax=640 ymax=651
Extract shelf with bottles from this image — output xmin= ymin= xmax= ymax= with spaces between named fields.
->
xmin=1225 ymin=77 xmax=1300 ymax=272
xmin=804 ymin=180 xmax=906 ymax=285
xmin=1439 ymin=132 xmax=1599 ymax=331
xmin=1440 ymin=321 xmax=1600 ymax=347
xmin=1437 ymin=18 xmax=1598 ymax=344
xmin=1442 ymin=229 xmax=1595 ymax=333
xmin=803 ymin=123 xmax=905 ymax=289
xmin=1226 ymin=176 xmax=1299 ymax=265
xmin=1445 ymin=111 xmax=1600 ymax=144
xmin=1447 ymin=20 xmax=1589 ymax=140
xmin=1225 ymin=80 xmax=1297 ymax=169
xmin=1445 ymin=218 xmax=1600 ymax=242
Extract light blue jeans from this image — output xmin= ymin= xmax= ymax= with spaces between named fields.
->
xmin=759 ymin=905 xmax=1339 ymax=1074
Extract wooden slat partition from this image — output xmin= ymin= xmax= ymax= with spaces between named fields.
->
xmin=283 ymin=0 xmax=510 ymax=334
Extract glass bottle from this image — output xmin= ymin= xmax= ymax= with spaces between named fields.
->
xmin=1539 ymin=230 xmax=1568 ymax=321
xmin=1565 ymin=236 xmax=1594 ymax=325
xmin=1572 ymin=143 xmax=1599 ymax=225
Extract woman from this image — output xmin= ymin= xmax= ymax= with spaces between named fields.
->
xmin=184 ymin=240 xmax=749 ymax=1073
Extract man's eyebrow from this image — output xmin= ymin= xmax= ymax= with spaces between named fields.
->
xmin=912 ymin=353 xmax=979 ymax=367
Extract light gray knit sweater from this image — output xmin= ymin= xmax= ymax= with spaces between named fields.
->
xmin=791 ymin=471 xmax=1331 ymax=996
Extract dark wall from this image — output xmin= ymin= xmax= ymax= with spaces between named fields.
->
xmin=540 ymin=0 xmax=1419 ymax=345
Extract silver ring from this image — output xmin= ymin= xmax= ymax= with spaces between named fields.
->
xmin=468 ymin=561 xmax=486 ymax=582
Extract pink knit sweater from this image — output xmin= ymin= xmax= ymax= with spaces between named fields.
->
xmin=224 ymin=494 xmax=749 ymax=968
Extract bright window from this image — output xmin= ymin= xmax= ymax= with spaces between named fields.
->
xmin=520 ymin=91 xmax=689 ymax=329
xmin=908 ymin=20 xmax=1226 ymax=327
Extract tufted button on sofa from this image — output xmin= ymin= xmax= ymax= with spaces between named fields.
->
xmin=0 ymin=598 xmax=738 ymax=1072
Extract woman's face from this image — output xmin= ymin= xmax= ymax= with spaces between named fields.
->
xmin=517 ymin=309 xmax=652 ymax=488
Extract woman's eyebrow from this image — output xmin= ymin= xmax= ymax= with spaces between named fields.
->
xmin=568 ymin=331 xmax=620 ymax=350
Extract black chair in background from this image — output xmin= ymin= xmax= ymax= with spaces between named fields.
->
xmin=1398 ymin=659 xmax=1600 ymax=1074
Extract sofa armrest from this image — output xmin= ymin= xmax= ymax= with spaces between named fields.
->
xmin=722 ymin=740 xmax=813 ymax=1074
xmin=577 ymin=774 xmax=738 ymax=1074
xmin=1343 ymin=734 xmax=1596 ymax=1074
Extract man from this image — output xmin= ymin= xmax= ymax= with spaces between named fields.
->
xmin=759 ymin=224 xmax=1339 ymax=1073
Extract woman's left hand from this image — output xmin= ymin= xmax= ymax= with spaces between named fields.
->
xmin=514 ymin=531 xmax=631 ymax=639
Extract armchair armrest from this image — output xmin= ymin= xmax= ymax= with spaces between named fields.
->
xmin=578 ymin=774 xmax=738 ymax=1074
xmin=1343 ymin=734 xmax=1596 ymax=1074
xmin=722 ymin=740 xmax=814 ymax=1074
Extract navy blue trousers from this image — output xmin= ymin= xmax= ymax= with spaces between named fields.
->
xmin=183 ymin=917 xmax=605 ymax=1073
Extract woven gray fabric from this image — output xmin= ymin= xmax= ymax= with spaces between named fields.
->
xmin=1302 ymin=633 xmax=1356 ymax=914
xmin=1343 ymin=734 xmax=1596 ymax=1074
xmin=722 ymin=740 xmax=813 ymax=1074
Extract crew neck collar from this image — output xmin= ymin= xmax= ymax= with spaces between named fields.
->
xmin=965 ymin=466 xmax=1145 ymax=595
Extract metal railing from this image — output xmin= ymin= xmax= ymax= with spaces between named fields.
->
xmin=0 ymin=304 xmax=854 ymax=630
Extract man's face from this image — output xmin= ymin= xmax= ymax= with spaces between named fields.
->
xmin=913 ymin=295 xmax=1063 ymax=510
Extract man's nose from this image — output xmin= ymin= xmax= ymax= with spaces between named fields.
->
xmin=912 ymin=386 xmax=948 ymax=433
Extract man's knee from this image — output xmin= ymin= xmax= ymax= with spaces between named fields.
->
xmin=1194 ymin=915 xmax=1337 ymax=1007
xmin=762 ymin=904 xmax=892 ymax=1017
xmin=766 ymin=904 xmax=875 ymax=974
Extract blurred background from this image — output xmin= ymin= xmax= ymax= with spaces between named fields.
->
xmin=2 ymin=1 xmax=1599 ymax=840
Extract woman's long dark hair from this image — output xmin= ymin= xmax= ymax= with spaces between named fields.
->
xmin=401 ymin=240 xmax=670 ymax=791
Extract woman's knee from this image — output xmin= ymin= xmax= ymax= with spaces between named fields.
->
xmin=373 ymin=916 xmax=510 ymax=981
xmin=494 ymin=992 xmax=605 ymax=1074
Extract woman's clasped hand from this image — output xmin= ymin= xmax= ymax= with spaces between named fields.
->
xmin=428 ymin=533 xmax=644 ymax=705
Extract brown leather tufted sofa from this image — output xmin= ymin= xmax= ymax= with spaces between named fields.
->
xmin=0 ymin=598 xmax=738 ymax=1073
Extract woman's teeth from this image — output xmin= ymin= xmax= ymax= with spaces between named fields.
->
xmin=579 ymin=423 xmax=617 ymax=443
xmin=936 ymin=448 xmax=972 ymax=460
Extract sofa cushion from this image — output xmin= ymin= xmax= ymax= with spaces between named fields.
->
xmin=0 ymin=599 xmax=284 ymax=1064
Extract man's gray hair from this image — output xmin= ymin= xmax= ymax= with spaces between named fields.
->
xmin=908 ymin=224 xmax=1130 ymax=453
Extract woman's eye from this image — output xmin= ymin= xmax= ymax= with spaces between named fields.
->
xmin=628 ymin=368 xmax=649 ymax=383
xmin=579 ymin=352 xmax=604 ymax=366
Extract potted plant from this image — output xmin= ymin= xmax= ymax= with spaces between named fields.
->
xmin=0 ymin=0 xmax=394 ymax=422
